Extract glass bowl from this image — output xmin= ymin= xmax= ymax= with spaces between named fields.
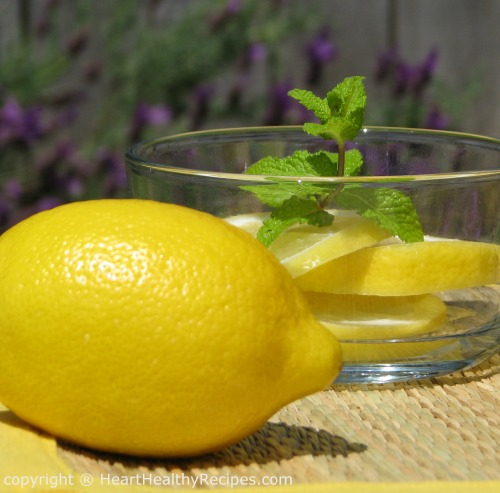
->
xmin=125 ymin=126 xmax=500 ymax=384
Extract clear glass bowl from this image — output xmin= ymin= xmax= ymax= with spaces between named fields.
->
xmin=125 ymin=126 xmax=500 ymax=384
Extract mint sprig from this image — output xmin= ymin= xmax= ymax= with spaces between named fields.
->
xmin=289 ymin=75 xmax=366 ymax=177
xmin=243 ymin=76 xmax=424 ymax=247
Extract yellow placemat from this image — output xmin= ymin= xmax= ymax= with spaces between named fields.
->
xmin=1 ymin=354 xmax=499 ymax=491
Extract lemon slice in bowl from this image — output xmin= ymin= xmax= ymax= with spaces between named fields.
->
xmin=303 ymin=292 xmax=447 ymax=340
xmin=295 ymin=239 xmax=500 ymax=295
xmin=303 ymin=291 xmax=450 ymax=363
xmin=225 ymin=211 xmax=391 ymax=278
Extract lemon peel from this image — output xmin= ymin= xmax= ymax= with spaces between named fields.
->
xmin=0 ymin=199 xmax=341 ymax=458
xmin=295 ymin=239 xmax=500 ymax=296
xmin=226 ymin=210 xmax=391 ymax=278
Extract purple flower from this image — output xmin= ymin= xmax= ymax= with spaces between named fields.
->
xmin=291 ymin=103 xmax=317 ymax=125
xmin=65 ymin=27 xmax=90 ymax=57
xmin=229 ymin=43 xmax=267 ymax=110
xmin=103 ymin=170 xmax=127 ymax=197
xmin=419 ymin=48 xmax=439 ymax=80
xmin=34 ymin=0 xmax=60 ymax=38
xmin=189 ymin=84 xmax=216 ymax=130
xmin=146 ymin=105 xmax=172 ymax=126
xmin=374 ymin=48 xmax=399 ymax=82
xmin=210 ymin=0 xmax=242 ymax=31
xmin=21 ymin=105 xmax=44 ymax=142
xmin=394 ymin=61 xmax=417 ymax=96
xmin=424 ymin=104 xmax=449 ymax=130
xmin=65 ymin=176 xmax=85 ymax=198
xmin=34 ymin=140 xmax=91 ymax=197
xmin=4 ymin=179 xmax=23 ymax=201
xmin=95 ymin=147 xmax=127 ymax=196
xmin=305 ymin=27 xmax=337 ymax=85
xmin=1 ymin=98 xmax=23 ymax=123
xmin=55 ymin=104 xmax=79 ymax=128
xmin=0 ymin=97 xmax=45 ymax=145
xmin=128 ymin=102 xmax=172 ymax=142
xmin=225 ymin=0 xmax=241 ymax=15
xmin=414 ymin=48 xmax=439 ymax=97
xmin=237 ymin=42 xmax=267 ymax=73
xmin=262 ymin=81 xmax=294 ymax=126
xmin=307 ymin=28 xmax=337 ymax=63
xmin=374 ymin=48 xmax=440 ymax=99
xmin=0 ymin=97 xmax=24 ymax=145
xmin=33 ymin=197 xmax=63 ymax=213
xmin=0 ymin=198 xmax=11 ymax=226
xmin=246 ymin=42 xmax=267 ymax=64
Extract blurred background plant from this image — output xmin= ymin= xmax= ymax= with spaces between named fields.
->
xmin=0 ymin=0 xmax=485 ymax=232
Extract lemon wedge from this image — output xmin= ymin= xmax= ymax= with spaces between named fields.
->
xmin=295 ymin=239 xmax=500 ymax=295
xmin=225 ymin=211 xmax=391 ymax=278
xmin=303 ymin=292 xmax=447 ymax=340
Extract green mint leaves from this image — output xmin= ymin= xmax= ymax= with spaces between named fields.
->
xmin=242 ymin=148 xmax=364 ymax=245
xmin=289 ymin=75 xmax=366 ymax=144
xmin=253 ymin=196 xmax=334 ymax=247
xmin=242 ymin=76 xmax=424 ymax=247
xmin=334 ymin=187 xmax=424 ymax=243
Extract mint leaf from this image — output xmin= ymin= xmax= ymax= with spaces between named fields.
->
xmin=335 ymin=187 xmax=424 ymax=242
xmin=257 ymin=196 xmax=333 ymax=247
xmin=245 ymin=148 xmax=362 ymax=178
xmin=298 ymin=76 xmax=366 ymax=145
xmin=245 ymin=149 xmax=338 ymax=177
xmin=257 ymin=217 xmax=299 ymax=247
xmin=287 ymin=89 xmax=330 ymax=123
xmin=344 ymin=149 xmax=363 ymax=176
xmin=304 ymin=151 xmax=338 ymax=176
xmin=240 ymin=182 xmax=329 ymax=208
xmin=298 ymin=76 xmax=367 ymax=178
xmin=244 ymin=152 xmax=312 ymax=176
xmin=326 ymin=75 xmax=366 ymax=127
xmin=304 ymin=118 xmax=361 ymax=145
xmin=242 ymin=149 xmax=365 ymax=209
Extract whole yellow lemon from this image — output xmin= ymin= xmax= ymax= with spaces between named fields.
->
xmin=0 ymin=199 xmax=341 ymax=457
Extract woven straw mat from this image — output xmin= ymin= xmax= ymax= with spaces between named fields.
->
xmin=56 ymin=353 xmax=500 ymax=484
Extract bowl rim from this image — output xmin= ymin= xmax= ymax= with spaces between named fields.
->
xmin=125 ymin=126 xmax=500 ymax=184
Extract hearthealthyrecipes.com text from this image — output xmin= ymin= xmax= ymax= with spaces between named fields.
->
xmin=2 ymin=472 xmax=293 ymax=489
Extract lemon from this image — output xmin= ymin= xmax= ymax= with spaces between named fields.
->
xmin=225 ymin=210 xmax=391 ymax=278
xmin=303 ymin=291 xmax=451 ymax=364
xmin=338 ymin=337 xmax=453 ymax=363
xmin=303 ymin=292 xmax=449 ymax=363
xmin=303 ymin=292 xmax=447 ymax=340
xmin=0 ymin=199 xmax=341 ymax=458
xmin=295 ymin=240 xmax=500 ymax=296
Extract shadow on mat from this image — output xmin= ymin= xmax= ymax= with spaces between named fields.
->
xmin=203 ymin=421 xmax=367 ymax=467
xmin=58 ymin=421 xmax=367 ymax=470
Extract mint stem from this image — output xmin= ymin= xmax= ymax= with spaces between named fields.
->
xmin=319 ymin=140 xmax=345 ymax=209
xmin=337 ymin=140 xmax=345 ymax=177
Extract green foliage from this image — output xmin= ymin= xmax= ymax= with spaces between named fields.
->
xmin=335 ymin=187 xmax=424 ymax=243
xmin=243 ymin=78 xmax=424 ymax=246
xmin=0 ymin=0 xmax=323 ymax=231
